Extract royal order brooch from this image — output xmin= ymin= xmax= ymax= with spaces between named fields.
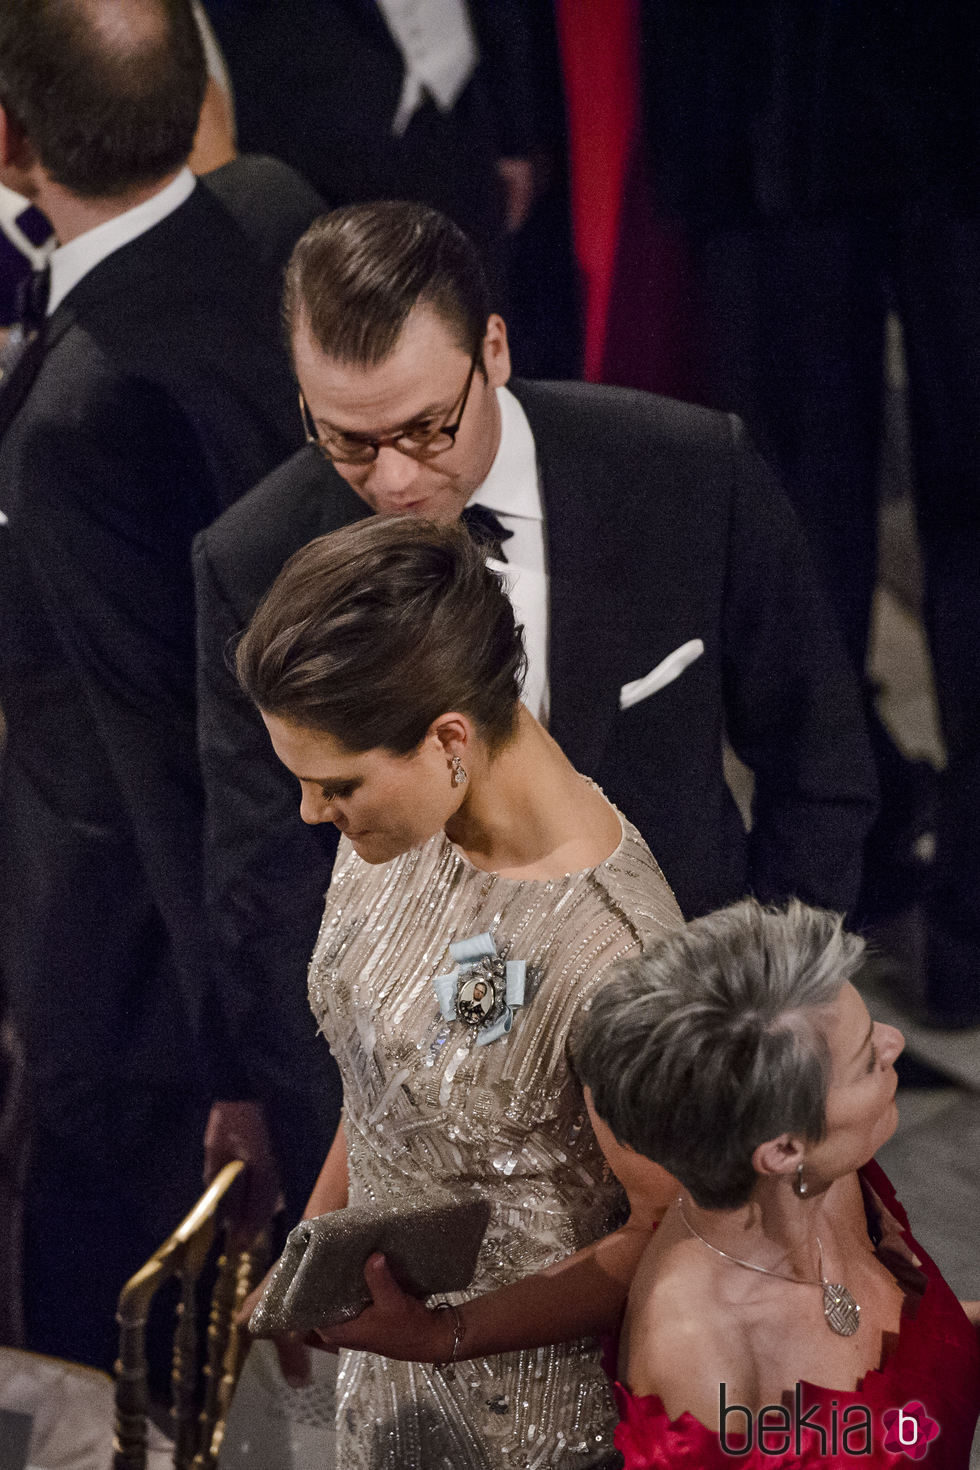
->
xmin=433 ymin=932 xmax=526 ymax=1047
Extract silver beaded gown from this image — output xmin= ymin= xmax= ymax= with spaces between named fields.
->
xmin=307 ymin=795 xmax=681 ymax=1470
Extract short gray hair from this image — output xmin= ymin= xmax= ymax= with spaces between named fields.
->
xmin=575 ymin=899 xmax=865 ymax=1210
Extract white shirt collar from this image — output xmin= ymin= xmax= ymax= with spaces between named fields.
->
xmin=47 ymin=167 xmax=197 ymax=316
xmin=469 ymin=385 xmax=541 ymax=521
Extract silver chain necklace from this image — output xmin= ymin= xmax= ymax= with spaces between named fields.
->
xmin=678 ymin=1198 xmax=861 ymax=1337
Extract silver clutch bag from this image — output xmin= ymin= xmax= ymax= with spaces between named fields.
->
xmin=248 ymin=1195 xmax=491 ymax=1337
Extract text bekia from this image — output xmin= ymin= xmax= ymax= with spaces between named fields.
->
xmin=719 ymin=1382 xmax=873 ymax=1457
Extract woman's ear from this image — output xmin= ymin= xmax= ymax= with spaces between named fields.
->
xmin=752 ymin=1132 xmax=806 ymax=1181
xmin=429 ymin=712 xmax=475 ymax=760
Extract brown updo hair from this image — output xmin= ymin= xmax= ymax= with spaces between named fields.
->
xmin=236 ymin=517 xmax=527 ymax=754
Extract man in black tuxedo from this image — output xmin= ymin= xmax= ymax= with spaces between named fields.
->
xmin=0 ymin=0 xmax=323 ymax=1368
xmin=195 ymin=203 xmax=877 ymax=1221
xmin=201 ymin=0 xmax=539 ymax=280
xmin=640 ymin=1 xmax=980 ymax=1021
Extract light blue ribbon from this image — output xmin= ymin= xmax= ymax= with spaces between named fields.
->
xmin=433 ymin=931 xmax=526 ymax=1047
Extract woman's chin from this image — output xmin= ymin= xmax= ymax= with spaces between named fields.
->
xmin=347 ymin=830 xmax=412 ymax=864
xmin=873 ymin=1096 xmax=901 ymax=1154
xmin=347 ymin=832 xmax=387 ymax=863
xmin=346 ymin=823 xmax=443 ymax=864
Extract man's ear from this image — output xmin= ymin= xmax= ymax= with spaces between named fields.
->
xmin=0 ymin=105 xmax=15 ymax=168
xmin=751 ymin=1132 xmax=806 ymax=1182
xmin=0 ymin=104 xmax=38 ymax=178
xmin=482 ymin=313 xmax=511 ymax=390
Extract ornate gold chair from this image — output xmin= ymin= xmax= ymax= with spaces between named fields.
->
xmin=113 ymin=1160 xmax=268 ymax=1470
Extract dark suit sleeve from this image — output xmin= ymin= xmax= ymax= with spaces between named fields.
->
xmin=14 ymin=366 xmax=219 ymax=1053
xmin=193 ymin=529 xmax=340 ymax=1103
xmin=469 ymin=0 xmax=541 ymax=157
xmin=720 ymin=416 xmax=878 ymax=912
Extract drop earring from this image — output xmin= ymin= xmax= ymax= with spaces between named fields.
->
xmin=794 ymin=1162 xmax=808 ymax=1198
xmin=450 ymin=754 xmax=468 ymax=788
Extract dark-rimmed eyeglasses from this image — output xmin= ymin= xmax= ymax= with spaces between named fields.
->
xmin=299 ymin=351 xmax=481 ymax=466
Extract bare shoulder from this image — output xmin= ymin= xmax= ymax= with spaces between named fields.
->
xmin=622 ymin=1233 xmax=761 ymax=1428
xmin=558 ymin=775 xmax=627 ymax=872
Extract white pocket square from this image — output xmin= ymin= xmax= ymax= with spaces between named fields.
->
xmin=619 ymin=639 xmax=705 ymax=711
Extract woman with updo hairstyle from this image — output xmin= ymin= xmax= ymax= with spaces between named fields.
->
xmin=236 ymin=516 xmax=682 ymax=1470
xmin=575 ymin=898 xmax=980 ymax=1469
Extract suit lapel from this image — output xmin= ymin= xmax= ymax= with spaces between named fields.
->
xmin=315 ymin=466 xmax=374 ymax=537
xmin=0 ymin=192 xmax=208 ymax=445
xmin=0 ymin=308 xmax=74 ymax=444
xmin=510 ymin=380 xmax=632 ymax=772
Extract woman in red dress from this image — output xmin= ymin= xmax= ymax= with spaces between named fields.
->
xmin=575 ymin=899 xmax=980 ymax=1468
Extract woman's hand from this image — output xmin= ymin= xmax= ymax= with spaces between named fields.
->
xmin=314 ymin=1253 xmax=458 ymax=1363
xmin=229 ymin=1125 xmax=353 ymax=1386
xmin=235 ymin=1266 xmax=316 ymax=1387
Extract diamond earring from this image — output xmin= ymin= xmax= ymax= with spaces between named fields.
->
xmin=794 ymin=1162 xmax=808 ymax=1198
xmin=450 ymin=754 xmax=468 ymax=788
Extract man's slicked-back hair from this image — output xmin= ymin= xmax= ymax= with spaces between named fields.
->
xmin=283 ymin=202 xmax=491 ymax=368
xmin=0 ymin=0 xmax=206 ymax=198
xmin=575 ymin=899 xmax=866 ymax=1211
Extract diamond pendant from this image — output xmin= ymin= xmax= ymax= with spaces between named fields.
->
xmin=823 ymin=1282 xmax=861 ymax=1336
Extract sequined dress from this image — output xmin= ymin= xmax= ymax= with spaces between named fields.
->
xmin=307 ymin=801 xmax=682 ymax=1470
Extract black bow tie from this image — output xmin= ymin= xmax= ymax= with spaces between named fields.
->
xmin=461 ymin=503 xmax=513 ymax=563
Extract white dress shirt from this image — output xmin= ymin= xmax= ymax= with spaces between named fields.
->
xmin=47 ymin=167 xmax=196 ymax=316
xmin=468 ymin=386 xmax=550 ymax=722
xmin=375 ymin=0 xmax=478 ymax=135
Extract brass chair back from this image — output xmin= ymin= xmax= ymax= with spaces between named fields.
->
xmin=113 ymin=1160 xmax=267 ymax=1470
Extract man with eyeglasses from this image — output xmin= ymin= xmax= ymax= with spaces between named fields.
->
xmin=194 ymin=202 xmax=877 ymax=1217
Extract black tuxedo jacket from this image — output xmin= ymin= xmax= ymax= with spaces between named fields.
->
xmin=641 ymin=1 xmax=978 ymax=225
xmin=202 ymin=0 xmax=538 ymax=276
xmin=0 ymin=159 xmax=322 ymax=1100
xmin=192 ymin=378 xmax=876 ymax=1209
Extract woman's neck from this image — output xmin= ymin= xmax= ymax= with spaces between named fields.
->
xmin=443 ymin=705 xmax=622 ymax=879
xmin=681 ymin=1176 xmax=843 ymax=1281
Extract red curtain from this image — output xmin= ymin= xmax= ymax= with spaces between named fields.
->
xmin=556 ymin=0 xmax=699 ymax=396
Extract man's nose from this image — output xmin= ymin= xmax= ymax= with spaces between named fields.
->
xmin=366 ymin=445 xmax=422 ymax=504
